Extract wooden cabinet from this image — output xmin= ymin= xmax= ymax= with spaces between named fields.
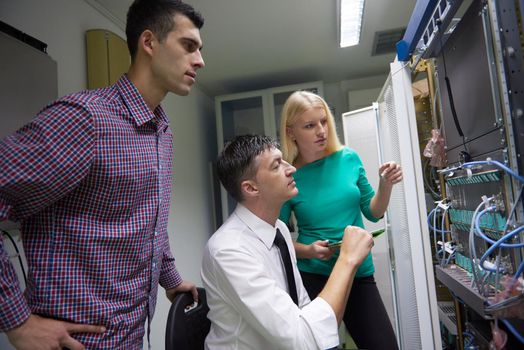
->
xmin=215 ymin=81 xmax=323 ymax=220
xmin=86 ymin=29 xmax=130 ymax=89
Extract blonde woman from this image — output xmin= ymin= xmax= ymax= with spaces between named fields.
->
xmin=279 ymin=91 xmax=402 ymax=350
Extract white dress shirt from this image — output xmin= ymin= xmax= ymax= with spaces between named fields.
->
xmin=201 ymin=204 xmax=339 ymax=350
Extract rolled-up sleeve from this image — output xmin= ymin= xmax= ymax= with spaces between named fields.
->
xmin=301 ymin=297 xmax=340 ymax=349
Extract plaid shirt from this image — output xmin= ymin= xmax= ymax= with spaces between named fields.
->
xmin=0 ymin=75 xmax=182 ymax=349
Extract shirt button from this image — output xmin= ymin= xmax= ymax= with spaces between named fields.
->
xmin=159 ymin=165 xmax=162 ymax=170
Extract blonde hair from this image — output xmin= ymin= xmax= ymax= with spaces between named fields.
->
xmin=279 ymin=90 xmax=342 ymax=164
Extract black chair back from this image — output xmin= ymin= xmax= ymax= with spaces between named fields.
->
xmin=165 ymin=287 xmax=211 ymax=350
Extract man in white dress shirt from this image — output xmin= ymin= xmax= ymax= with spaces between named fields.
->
xmin=201 ymin=135 xmax=374 ymax=350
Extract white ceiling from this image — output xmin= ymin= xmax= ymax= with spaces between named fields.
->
xmin=91 ymin=0 xmax=417 ymax=96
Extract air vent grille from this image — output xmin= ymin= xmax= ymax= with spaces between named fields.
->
xmin=372 ymin=28 xmax=406 ymax=56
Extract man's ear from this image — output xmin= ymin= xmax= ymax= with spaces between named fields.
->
xmin=138 ymin=30 xmax=156 ymax=57
xmin=241 ymin=179 xmax=259 ymax=198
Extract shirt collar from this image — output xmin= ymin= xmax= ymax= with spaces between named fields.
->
xmin=234 ymin=203 xmax=278 ymax=250
xmin=116 ymin=74 xmax=169 ymax=128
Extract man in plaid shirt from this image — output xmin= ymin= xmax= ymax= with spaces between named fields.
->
xmin=0 ymin=0 xmax=205 ymax=349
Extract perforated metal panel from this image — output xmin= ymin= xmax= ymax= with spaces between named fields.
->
xmin=375 ymin=61 xmax=441 ymax=350
xmin=378 ymin=77 xmax=422 ymax=350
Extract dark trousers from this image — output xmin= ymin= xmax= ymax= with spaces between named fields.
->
xmin=300 ymin=271 xmax=399 ymax=350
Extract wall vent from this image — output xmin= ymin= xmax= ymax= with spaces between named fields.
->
xmin=372 ymin=27 xmax=406 ymax=56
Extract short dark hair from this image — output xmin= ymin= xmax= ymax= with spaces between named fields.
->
xmin=217 ymin=135 xmax=279 ymax=203
xmin=126 ymin=0 xmax=204 ymax=60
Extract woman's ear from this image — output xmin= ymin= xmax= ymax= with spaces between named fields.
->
xmin=286 ymin=127 xmax=295 ymax=141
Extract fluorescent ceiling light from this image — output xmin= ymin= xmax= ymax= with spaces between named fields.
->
xmin=339 ymin=0 xmax=365 ymax=47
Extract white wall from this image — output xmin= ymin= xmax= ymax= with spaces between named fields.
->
xmin=0 ymin=0 xmax=124 ymax=96
xmin=0 ymin=0 xmax=216 ymax=349
xmin=324 ymin=74 xmax=388 ymax=140
xmin=149 ymin=90 xmax=216 ymax=350
xmin=325 ymin=74 xmax=388 ymax=117
xmin=347 ymin=87 xmax=383 ymax=111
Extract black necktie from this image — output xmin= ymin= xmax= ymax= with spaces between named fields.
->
xmin=274 ymin=228 xmax=299 ymax=305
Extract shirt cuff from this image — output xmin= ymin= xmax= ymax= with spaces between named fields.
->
xmin=301 ymin=297 xmax=339 ymax=349
xmin=158 ymin=261 xmax=183 ymax=290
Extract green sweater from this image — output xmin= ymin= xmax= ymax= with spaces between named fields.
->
xmin=279 ymin=147 xmax=380 ymax=278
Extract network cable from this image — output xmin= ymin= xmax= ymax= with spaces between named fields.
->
xmin=475 ymin=207 xmax=524 ymax=249
xmin=442 ymin=159 xmax=524 ymax=184
xmin=427 ymin=205 xmax=451 ymax=265
xmin=469 ymin=199 xmax=492 ymax=294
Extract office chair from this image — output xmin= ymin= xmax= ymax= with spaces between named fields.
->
xmin=165 ymin=287 xmax=211 ymax=350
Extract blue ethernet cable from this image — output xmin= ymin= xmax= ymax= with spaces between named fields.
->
xmin=501 ymin=319 xmax=524 ymax=344
xmin=427 ymin=208 xmax=450 ymax=233
xmin=461 ymin=160 xmax=524 ymax=184
xmin=475 ymin=207 xmax=524 ymax=248
xmin=479 ymin=225 xmax=524 ymax=272
xmin=513 ymin=260 xmax=524 ymax=283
